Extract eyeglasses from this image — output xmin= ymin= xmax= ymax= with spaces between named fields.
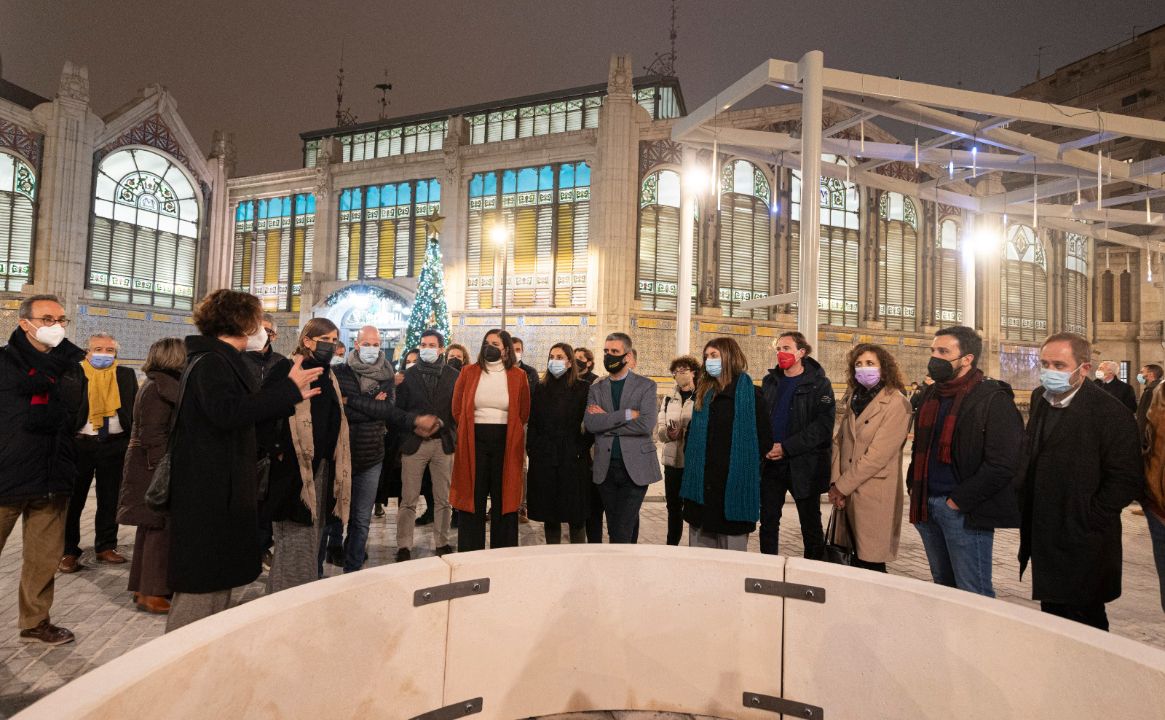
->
xmin=30 ymin=316 xmax=70 ymax=328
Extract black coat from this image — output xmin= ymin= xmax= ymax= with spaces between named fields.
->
xmin=526 ymin=376 xmax=592 ymax=524
xmin=333 ymin=364 xmax=396 ymax=472
xmin=117 ymin=371 xmax=178 ymax=528
xmin=1020 ymin=382 xmax=1143 ymax=604
xmin=0 ymin=330 xmax=85 ymax=503
xmin=760 ymin=357 xmax=835 ymax=498
xmin=396 ymin=360 xmax=458 ymax=456
xmin=1137 ymin=379 xmax=1159 ymax=436
xmin=517 ymin=361 xmax=539 ymax=393
xmin=242 ymin=346 xmax=286 ymax=388
xmin=682 ymin=377 xmax=771 ymax=536
xmin=167 ymin=335 xmax=302 ymax=594
xmin=1097 ymin=376 xmax=1137 ymax=413
xmin=74 ymin=365 xmax=138 ymax=434
xmin=907 ymin=377 xmax=1025 ymax=530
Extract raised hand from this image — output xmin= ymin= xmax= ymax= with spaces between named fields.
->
xmin=288 ymin=355 xmax=323 ymax=401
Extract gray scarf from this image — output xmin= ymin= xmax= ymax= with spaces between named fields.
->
xmin=346 ymin=350 xmax=394 ymax=394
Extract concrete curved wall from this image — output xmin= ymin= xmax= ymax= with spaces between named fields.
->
xmin=15 ymin=546 xmax=1165 ymax=720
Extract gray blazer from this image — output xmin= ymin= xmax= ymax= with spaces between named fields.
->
xmin=584 ymin=371 xmax=663 ymax=487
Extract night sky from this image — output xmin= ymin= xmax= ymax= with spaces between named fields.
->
xmin=2 ymin=1 xmax=1162 ymax=176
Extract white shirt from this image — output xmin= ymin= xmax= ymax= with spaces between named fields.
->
xmin=1046 ymin=382 xmax=1085 ymax=409
xmin=474 ymin=360 xmax=510 ymax=424
xmin=79 ymin=414 xmax=124 ymax=436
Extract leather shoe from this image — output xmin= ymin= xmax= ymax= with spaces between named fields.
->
xmin=373 ymin=503 xmax=386 ymax=518
xmin=435 ymin=545 xmax=453 ymax=557
xmin=95 ymin=549 xmax=127 ymax=564
xmin=19 ymin=620 xmax=75 ymax=645
xmin=58 ymin=555 xmax=83 ymax=573
xmin=137 ymin=595 xmax=171 ymax=614
xmin=395 ymin=547 xmax=411 ymax=562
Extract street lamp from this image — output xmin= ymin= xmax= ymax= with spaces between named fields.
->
xmin=490 ymin=224 xmax=509 ymax=331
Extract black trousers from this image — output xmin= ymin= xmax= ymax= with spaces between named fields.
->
xmin=458 ymin=424 xmax=518 ymax=552
xmin=1041 ymin=601 xmax=1109 ymax=631
xmin=586 ymin=481 xmax=604 ymax=543
xmin=759 ymin=461 xmax=825 ymax=559
xmin=596 ymin=459 xmax=647 ymax=544
xmin=544 ymin=522 xmax=587 ymax=544
xmin=663 ymin=465 xmax=684 ymax=546
xmin=65 ymin=435 xmax=128 ymax=556
xmin=853 ymin=558 xmax=888 ymax=573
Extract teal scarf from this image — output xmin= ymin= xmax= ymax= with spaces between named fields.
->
xmin=680 ymin=373 xmax=761 ymax=522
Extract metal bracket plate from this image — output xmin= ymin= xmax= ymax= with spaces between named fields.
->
xmin=409 ymin=697 xmax=483 ymax=720
xmin=744 ymin=691 xmax=824 ymax=719
xmin=744 ymin=577 xmax=826 ymax=604
xmin=414 ymin=578 xmax=490 ymax=606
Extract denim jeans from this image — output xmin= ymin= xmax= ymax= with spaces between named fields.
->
xmin=343 ymin=461 xmax=383 ymax=572
xmin=913 ymin=494 xmax=995 ymax=597
xmin=596 ymin=459 xmax=647 ymax=544
xmin=1147 ymin=509 xmax=1165 ymax=613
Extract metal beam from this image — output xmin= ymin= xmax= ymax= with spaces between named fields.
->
xmin=672 ymin=60 xmax=796 ymax=143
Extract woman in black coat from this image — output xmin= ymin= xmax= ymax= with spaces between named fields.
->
xmin=526 ymin=343 xmax=592 ymax=544
xmin=165 ymin=290 xmax=320 ymax=633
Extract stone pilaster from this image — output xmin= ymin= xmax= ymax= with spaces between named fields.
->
xmin=301 ymin=137 xmax=339 ymax=323
xmin=440 ymin=116 xmax=466 ymax=314
xmin=202 ymin=130 xmax=234 ymax=293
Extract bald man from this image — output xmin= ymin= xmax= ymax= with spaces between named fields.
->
xmin=1095 ymin=360 xmax=1136 ymax=413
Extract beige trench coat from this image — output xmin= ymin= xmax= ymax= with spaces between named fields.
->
xmin=830 ymin=388 xmax=912 ymax=563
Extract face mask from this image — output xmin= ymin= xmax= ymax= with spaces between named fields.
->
xmin=405 ymin=362 xmax=416 ymax=371
xmin=419 ymin=347 xmax=440 ymax=364
xmin=311 ymin=341 xmax=335 ymax=367
xmin=1095 ymin=370 xmax=1106 ymax=380
xmin=855 ymin=367 xmax=881 ymax=389
xmin=245 ymin=325 xmax=268 ymax=352
xmin=34 ymin=324 xmax=66 ymax=349
xmin=330 ymin=356 xmax=345 ymax=366
xmin=705 ymin=358 xmax=723 ymax=378
xmin=575 ymin=359 xmax=588 ymax=372
xmin=603 ymin=352 xmax=625 ymax=373
xmin=447 ymin=357 xmax=464 ymax=371
xmin=776 ymin=351 xmax=797 ymax=370
xmin=483 ymin=345 xmax=502 ymax=363
xmin=358 ymin=346 xmax=380 ymax=364
xmin=547 ymin=359 xmax=567 ymax=378
xmin=1137 ymin=373 xmax=1146 ymax=385
xmin=514 ymin=351 xmax=523 ymax=364
xmin=1041 ymin=366 xmax=1081 ymax=395
xmin=927 ymin=355 xmax=959 ymax=384
xmin=88 ymin=353 xmax=115 ymax=370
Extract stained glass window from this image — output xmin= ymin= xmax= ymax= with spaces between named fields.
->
xmin=337 ymin=179 xmax=440 ymax=281
xmin=1064 ymin=232 xmax=1088 ymax=335
xmin=88 ymin=148 xmax=200 ymax=308
xmin=232 ymin=194 xmax=315 ymax=312
xmin=877 ymin=192 xmax=918 ymax=330
xmin=718 ymin=160 xmax=772 ymax=318
xmin=790 ymin=156 xmax=860 ymax=326
xmin=466 ymin=161 xmax=590 ymax=309
xmin=1001 ymin=224 xmax=1048 ymax=341
xmin=637 ymin=169 xmax=696 ymax=311
xmin=468 ymin=97 xmax=602 ymax=145
xmin=934 ymin=218 xmax=963 ymax=324
xmin=0 ymin=151 xmax=35 ymax=292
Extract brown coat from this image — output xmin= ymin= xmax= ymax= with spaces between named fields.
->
xmin=450 ymin=364 xmax=531 ymax=515
xmin=831 ymin=388 xmax=912 ymax=563
xmin=117 ymin=371 xmax=179 ymax=528
xmin=1143 ymin=385 xmax=1165 ymax=517
xmin=287 ymin=362 xmax=352 ymax=525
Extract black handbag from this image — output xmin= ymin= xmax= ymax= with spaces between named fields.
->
xmin=144 ymin=355 xmax=205 ymax=512
xmin=823 ymin=505 xmax=856 ymax=566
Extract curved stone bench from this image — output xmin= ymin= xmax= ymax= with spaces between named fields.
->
xmin=16 ymin=545 xmax=1165 ymax=719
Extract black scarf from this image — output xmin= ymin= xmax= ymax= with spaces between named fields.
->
xmin=7 ymin=328 xmax=86 ymax=434
xmin=849 ymin=382 xmax=883 ymax=418
xmin=416 ymin=358 xmax=444 ymax=397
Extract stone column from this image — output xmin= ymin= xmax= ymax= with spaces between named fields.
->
xmin=202 ymin=130 xmax=235 ymax=293
xmin=28 ymin=62 xmax=104 ymax=311
xmin=301 ymin=137 xmax=339 ymax=324
xmin=441 ymin=117 xmax=467 ymax=314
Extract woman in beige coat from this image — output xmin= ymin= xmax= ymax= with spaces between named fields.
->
xmin=828 ymin=343 xmax=912 ymax=572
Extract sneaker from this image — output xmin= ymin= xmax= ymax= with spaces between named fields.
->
xmin=395 ymin=547 xmax=411 ymax=562
xmin=435 ymin=545 xmax=454 ymax=557
xmin=373 ymin=503 xmax=386 ymax=518
xmin=19 ymin=620 xmax=74 ymax=646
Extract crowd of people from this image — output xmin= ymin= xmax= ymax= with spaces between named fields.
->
xmin=0 ymin=290 xmax=1162 ymax=644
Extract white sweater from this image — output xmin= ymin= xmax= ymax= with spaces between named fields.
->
xmin=474 ymin=361 xmax=510 ymax=424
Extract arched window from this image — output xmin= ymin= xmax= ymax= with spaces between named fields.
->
xmin=233 ymin=194 xmax=315 ymax=312
xmin=337 ymin=178 xmax=440 ymax=281
xmin=1001 ymin=224 xmax=1047 ymax=342
xmin=1064 ymin=233 xmax=1088 ymax=335
xmin=718 ymin=160 xmax=772 ymax=318
xmin=934 ymin=218 xmax=963 ymax=324
xmin=877 ymin=192 xmax=918 ymax=330
xmin=88 ymin=148 xmax=200 ymax=308
xmin=791 ymin=156 xmax=860 ymax=327
xmin=637 ymin=169 xmax=695 ymax=311
xmin=0 ymin=150 xmax=35 ymax=291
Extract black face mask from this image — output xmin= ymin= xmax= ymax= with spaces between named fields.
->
xmin=482 ymin=345 xmax=502 ymax=363
xmin=447 ymin=357 xmax=464 ymax=371
xmin=312 ymin=341 xmax=336 ymax=367
xmin=575 ymin=359 xmax=589 ymax=372
xmin=927 ymin=355 xmax=960 ymax=384
xmin=603 ymin=352 xmax=626 ymax=374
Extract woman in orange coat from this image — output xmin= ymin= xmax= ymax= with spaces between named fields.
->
xmin=451 ymin=329 xmax=531 ymax=551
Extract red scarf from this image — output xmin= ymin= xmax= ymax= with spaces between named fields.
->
xmin=909 ymin=368 xmax=983 ymax=523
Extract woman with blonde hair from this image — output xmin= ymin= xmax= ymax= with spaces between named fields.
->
xmin=828 ymin=343 xmax=913 ymax=572
xmin=679 ymin=337 xmax=772 ymax=550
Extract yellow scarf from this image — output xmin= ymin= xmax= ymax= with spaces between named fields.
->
xmin=82 ymin=360 xmax=121 ymax=429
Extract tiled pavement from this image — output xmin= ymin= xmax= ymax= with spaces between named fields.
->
xmin=1 ymin=484 xmax=1163 ymax=717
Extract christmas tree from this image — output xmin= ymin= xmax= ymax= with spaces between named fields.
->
xmin=404 ymin=213 xmax=452 ymax=351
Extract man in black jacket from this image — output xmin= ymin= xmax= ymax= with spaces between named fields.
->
xmin=759 ymin=331 xmax=834 ymax=559
xmin=1020 ymin=333 xmax=1143 ymax=630
xmin=246 ymin=313 xmax=287 ymax=563
xmin=395 ymin=329 xmax=458 ymax=560
xmin=908 ymin=325 xmax=1023 ymax=598
xmin=511 ymin=336 xmax=540 ymax=391
xmin=1135 ymin=363 xmax=1162 ymax=436
xmin=0 ymin=295 xmax=85 ymax=644
xmin=1095 ymin=360 xmax=1137 ymax=413
xmin=60 ymin=332 xmax=138 ymax=572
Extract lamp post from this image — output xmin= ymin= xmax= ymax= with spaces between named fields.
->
xmin=490 ymin=224 xmax=509 ymax=331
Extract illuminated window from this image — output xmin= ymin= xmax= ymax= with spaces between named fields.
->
xmin=1001 ymin=224 xmax=1047 ymax=341
xmin=637 ymin=169 xmax=696 ymax=311
xmin=468 ymin=98 xmax=602 ymax=145
xmin=337 ymin=179 xmax=441 ymax=281
xmin=877 ymin=192 xmax=918 ymax=330
xmin=232 ymin=194 xmax=315 ymax=312
xmin=1064 ymin=232 xmax=1088 ymax=335
xmin=791 ymin=156 xmax=860 ymax=326
xmin=0 ymin=150 xmax=35 ymax=291
xmin=718 ymin=160 xmax=772 ymax=318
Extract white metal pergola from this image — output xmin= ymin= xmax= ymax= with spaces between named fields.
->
xmin=671 ymin=51 xmax=1165 ymax=355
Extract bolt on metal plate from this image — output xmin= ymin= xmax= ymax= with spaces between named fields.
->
xmin=409 ymin=697 xmax=483 ymax=720
xmin=744 ymin=578 xmax=826 ymax=604
xmin=743 ymin=691 xmax=823 ymax=719
xmin=414 ymin=578 xmax=491 ymax=606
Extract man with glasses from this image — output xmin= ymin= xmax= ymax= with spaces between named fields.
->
xmin=0 ymin=295 xmax=86 ymax=644
xmin=242 ymin=313 xmax=285 ymax=386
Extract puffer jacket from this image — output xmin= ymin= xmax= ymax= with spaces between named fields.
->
xmin=655 ymin=386 xmax=695 ymax=468
xmin=333 ymin=364 xmax=396 ymax=473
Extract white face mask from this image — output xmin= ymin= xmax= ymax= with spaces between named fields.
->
xmin=514 ymin=351 xmax=523 ymax=364
xmin=1095 ymin=370 xmax=1106 ymax=380
xmin=358 ymin=346 xmax=380 ymax=364
xmin=405 ymin=362 xmax=416 ymax=371
xmin=330 ymin=355 xmax=346 ymax=366
xmin=34 ymin=324 xmax=66 ymax=348
xmin=418 ymin=347 xmax=440 ymax=364
xmin=245 ymin=325 xmax=268 ymax=352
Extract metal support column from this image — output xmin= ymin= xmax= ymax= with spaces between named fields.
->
xmin=798 ymin=51 xmax=824 ymax=352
